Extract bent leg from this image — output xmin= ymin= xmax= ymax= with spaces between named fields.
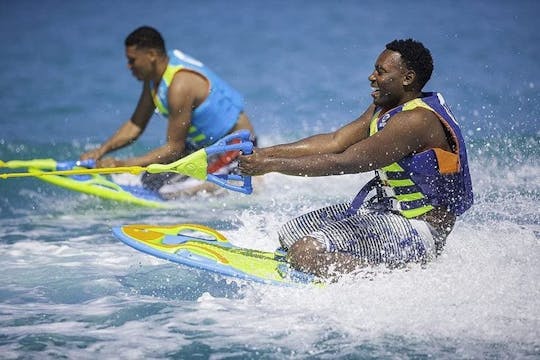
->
xmin=278 ymin=203 xmax=351 ymax=250
xmin=287 ymin=236 xmax=367 ymax=279
xmin=284 ymin=209 xmax=438 ymax=278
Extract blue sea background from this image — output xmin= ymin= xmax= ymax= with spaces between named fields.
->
xmin=1 ymin=0 xmax=538 ymax=358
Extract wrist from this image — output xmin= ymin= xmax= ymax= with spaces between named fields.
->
xmin=265 ymin=156 xmax=280 ymax=173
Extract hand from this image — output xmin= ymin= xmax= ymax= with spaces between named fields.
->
xmin=80 ymin=148 xmax=103 ymax=162
xmin=96 ymin=157 xmax=125 ymax=168
xmin=238 ymin=150 xmax=268 ymax=176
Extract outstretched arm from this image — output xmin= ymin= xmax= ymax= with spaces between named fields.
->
xmin=239 ymin=104 xmax=374 ymax=175
xmin=80 ymin=82 xmax=155 ymax=164
xmin=240 ymin=106 xmax=449 ymax=177
xmin=257 ymin=104 xmax=376 ymax=159
xmin=111 ymin=70 xmax=211 ymax=168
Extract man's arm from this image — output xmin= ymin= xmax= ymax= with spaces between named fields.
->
xmin=80 ymin=82 xmax=155 ymax=164
xmin=256 ymin=104 xmax=376 ymax=159
xmin=240 ymin=107 xmax=448 ymax=177
xmin=109 ymin=70 xmax=206 ymax=167
xmin=238 ymin=104 xmax=374 ymax=175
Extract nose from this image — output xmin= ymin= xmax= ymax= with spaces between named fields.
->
xmin=368 ymin=71 xmax=376 ymax=82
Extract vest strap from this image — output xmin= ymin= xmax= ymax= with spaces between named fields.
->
xmin=346 ymin=176 xmax=380 ymax=215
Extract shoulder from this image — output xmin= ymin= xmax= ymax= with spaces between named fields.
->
xmin=390 ymin=106 xmax=439 ymax=129
xmin=388 ymin=106 xmax=450 ymax=151
xmin=168 ymin=69 xmax=209 ymax=102
xmin=170 ymin=69 xmax=208 ymax=90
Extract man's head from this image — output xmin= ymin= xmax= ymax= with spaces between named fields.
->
xmin=125 ymin=26 xmax=166 ymax=54
xmin=385 ymin=39 xmax=433 ymax=89
xmin=369 ymin=39 xmax=433 ymax=110
xmin=124 ymin=26 xmax=167 ymax=81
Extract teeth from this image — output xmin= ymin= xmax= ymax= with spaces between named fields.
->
xmin=371 ymin=87 xmax=379 ymax=91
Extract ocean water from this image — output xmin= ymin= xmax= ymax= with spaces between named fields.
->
xmin=1 ymin=0 xmax=539 ymax=358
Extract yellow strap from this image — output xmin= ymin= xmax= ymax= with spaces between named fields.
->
xmin=0 ymin=148 xmax=209 ymax=180
xmin=151 ymin=64 xmax=184 ymax=115
xmin=0 ymin=166 xmax=146 ymax=179
xmin=0 ymin=159 xmax=58 ymax=170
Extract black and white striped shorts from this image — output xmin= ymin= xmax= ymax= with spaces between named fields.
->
xmin=277 ymin=203 xmax=438 ymax=265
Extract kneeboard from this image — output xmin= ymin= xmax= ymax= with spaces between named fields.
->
xmin=112 ymin=223 xmax=320 ymax=286
xmin=31 ymin=169 xmax=168 ymax=208
xmin=0 ymin=158 xmax=168 ymax=208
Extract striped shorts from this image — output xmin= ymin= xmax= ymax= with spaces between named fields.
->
xmin=277 ymin=203 xmax=438 ymax=265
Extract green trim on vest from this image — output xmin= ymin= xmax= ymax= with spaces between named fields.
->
xmin=402 ymin=98 xmax=432 ymax=111
xmin=369 ymin=111 xmax=380 ymax=136
xmin=152 ymin=64 xmax=183 ymax=116
xmin=396 ymin=192 xmax=425 ymax=202
xmin=151 ymin=63 xmax=207 ymax=145
xmin=387 ymin=179 xmax=415 ymax=187
xmin=191 ymin=133 xmax=206 ymax=143
xmin=382 ymin=163 xmax=404 ymax=172
xmin=369 ymin=100 xmax=435 ymax=219
xmin=400 ymin=205 xmax=434 ymax=219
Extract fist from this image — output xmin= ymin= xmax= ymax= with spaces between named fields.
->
xmin=238 ymin=150 xmax=267 ymax=176
xmin=96 ymin=157 xmax=124 ymax=168
xmin=80 ymin=149 xmax=103 ymax=162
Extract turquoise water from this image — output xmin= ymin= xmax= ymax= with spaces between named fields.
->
xmin=1 ymin=0 xmax=539 ymax=358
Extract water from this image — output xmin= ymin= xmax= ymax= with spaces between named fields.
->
xmin=1 ymin=0 xmax=539 ymax=358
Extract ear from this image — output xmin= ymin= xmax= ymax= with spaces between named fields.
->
xmin=403 ymin=69 xmax=416 ymax=86
xmin=146 ymin=48 xmax=160 ymax=61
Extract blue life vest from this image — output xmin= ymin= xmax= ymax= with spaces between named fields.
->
xmin=151 ymin=49 xmax=244 ymax=150
xmin=349 ymin=92 xmax=473 ymax=218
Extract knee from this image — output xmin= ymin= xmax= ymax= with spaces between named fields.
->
xmin=287 ymin=236 xmax=325 ymax=271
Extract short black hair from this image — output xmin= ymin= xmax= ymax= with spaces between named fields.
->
xmin=386 ymin=39 xmax=433 ymax=89
xmin=125 ymin=26 xmax=166 ymax=54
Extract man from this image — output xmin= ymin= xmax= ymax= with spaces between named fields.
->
xmin=81 ymin=26 xmax=255 ymax=197
xmin=239 ymin=39 xmax=473 ymax=279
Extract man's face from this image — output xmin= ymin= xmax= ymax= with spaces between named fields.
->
xmin=368 ymin=49 xmax=409 ymax=110
xmin=125 ymin=45 xmax=154 ymax=81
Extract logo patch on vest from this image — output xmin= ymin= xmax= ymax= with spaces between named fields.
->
xmin=379 ymin=113 xmax=391 ymax=128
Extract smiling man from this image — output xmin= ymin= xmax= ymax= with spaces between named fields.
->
xmin=239 ymin=39 xmax=473 ymax=278
xmin=81 ymin=26 xmax=255 ymax=197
